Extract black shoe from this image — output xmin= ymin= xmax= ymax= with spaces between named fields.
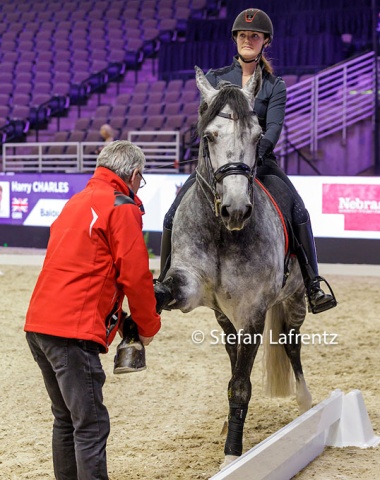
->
xmin=307 ymin=277 xmax=337 ymax=314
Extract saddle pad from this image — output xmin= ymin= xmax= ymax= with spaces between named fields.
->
xmin=254 ymin=177 xmax=290 ymax=255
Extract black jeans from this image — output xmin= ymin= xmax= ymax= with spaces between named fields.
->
xmin=26 ymin=332 xmax=110 ymax=480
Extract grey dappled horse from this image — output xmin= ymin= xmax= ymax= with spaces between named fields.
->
xmin=155 ymin=66 xmax=312 ymax=468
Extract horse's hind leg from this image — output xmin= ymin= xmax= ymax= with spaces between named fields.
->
xmin=283 ymin=295 xmax=312 ymax=414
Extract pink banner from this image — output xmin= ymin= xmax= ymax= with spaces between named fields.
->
xmin=322 ymin=184 xmax=380 ymax=232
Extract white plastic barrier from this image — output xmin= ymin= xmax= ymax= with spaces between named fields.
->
xmin=211 ymin=390 xmax=379 ymax=480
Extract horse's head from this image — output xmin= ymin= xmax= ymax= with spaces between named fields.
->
xmin=195 ymin=66 xmax=262 ymax=231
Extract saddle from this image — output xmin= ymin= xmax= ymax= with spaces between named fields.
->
xmin=255 ymin=174 xmax=297 ymax=286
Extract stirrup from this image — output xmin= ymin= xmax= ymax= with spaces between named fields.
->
xmin=306 ymin=275 xmax=337 ymax=314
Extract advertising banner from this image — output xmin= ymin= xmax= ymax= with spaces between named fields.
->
xmin=1 ymin=173 xmax=380 ymax=240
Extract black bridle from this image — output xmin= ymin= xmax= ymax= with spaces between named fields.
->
xmin=196 ymin=111 xmax=257 ymax=217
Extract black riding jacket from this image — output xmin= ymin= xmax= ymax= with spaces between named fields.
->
xmin=205 ymin=56 xmax=286 ymax=159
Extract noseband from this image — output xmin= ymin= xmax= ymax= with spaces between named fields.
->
xmin=196 ymin=111 xmax=256 ymax=217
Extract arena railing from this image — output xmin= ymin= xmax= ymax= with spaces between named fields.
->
xmin=276 ymin=51 xmax=375 ymax=165
xmin=2 ymin=136 xmax=180 ymax=174
xmin=127 ymin=131 xmax=181 ymax=173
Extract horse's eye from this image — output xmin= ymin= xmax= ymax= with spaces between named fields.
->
xmin=204 ymin=132 xmax=215 ymax=143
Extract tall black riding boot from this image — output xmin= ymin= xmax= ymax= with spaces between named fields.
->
xmin=157 ymin=226 xmax=172 ymax=283
xmin=293 ymin=219 xmax=337 ymax=314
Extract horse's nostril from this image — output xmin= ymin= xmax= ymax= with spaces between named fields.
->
xmin=221 ymin=205 xmax=230 ymax=218
xmin=244 ymin=205 xmax=253 ymax=220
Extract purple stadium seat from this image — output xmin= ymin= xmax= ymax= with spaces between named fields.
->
xmin=0 ymin=106 xmax=10 ymax=119
xmin=114 ymin=93 xmax=133 ymax=105
xmin=109 ymin=116 xmax=126 ymax=134
xmin=0 ymin=82 xmax=15 ymax=97
xmin=148 ymin=80 xmax=166 ymax=94
xmin=10 ymin=105 xmax=30 ymax=119
xmin=53 ymin=40 xmax=71 ymax=54
xmin=19 ymin=48 xmax=36 ymax=61
xmin=123 ymin=18 xmax=140 ymax=30
xmin=13 ymin=83 xmax=33 ymax=97
xmin=162 ymin=102 xmax=183 ymax=116
xmin=53 ymin=10 xmax=72 ymax=22
xmin=47 ymin=131 xmax=69 ymax=156
xmin=182 ymin=101 xmax=200 ymax=117
xmin=141 ymin=19 xmax=159 ymax=30
xmin=74 ymin=117 xmax=92 ymax=131
xmin=107 ymin=18 xmax=123 ymax=31
xmin=0 ymin=94 xmax=11 ymax=108
xmin=110 ymin=105 xmax=128 ymax=118
xmin=146 ymin=92 xmax=163 ymax=104
xmin=2 ymin=51 xmax=19 ymax=63
xmin=128 ymin=104 xmax=146 ymax=116
xmin=84 ymin=130 xmax=102 ymax=154
xmin=130 ymin=93 xmax=148 ymax=105
xmin=181 ymin=89 xmax=200 ymax=103
xmin=0 ymin=72 xmax=13 ymax=84
xmin=90 ymin=19 xmax=106 ymax=30
xmin=52 ymin=83 xmax=70 ymax=96
xmin=87 ymin=116 xmax=107 ymax=132
xmin=33 ymin=82 xmax=53 ymax=97
xmin=31 ymin=93 xmax=52 ymax=107
xmin=94 ymin=105 xmax=112 ymax=118
xmin=34 ymin=61 xmax=54 ymax=75
xmin=163 ymin=90 xmax=181 ymax=103
xmin=145 ymin=104 xmax=163 ymax=116
xmin=19 ymin=28 xmax=37 ymax=41
xmin=36 ymin=50 xmax=54 ymax=63
xmin=66 ymin=130 xmax=86 ymax=155
xmin=157 ymin=8 xmax=175 ymax=21
xmin=124 ymin=115 xmax=146 ymax=131
xmin=34 ymin=72 xmax=53 ymax=84
xmin=139 ymin=114 xmax=166 ymax=141
xmin=159 ymin=114 xmax=186 ymax=142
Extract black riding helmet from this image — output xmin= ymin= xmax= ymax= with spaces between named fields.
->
xmin=231 ymin=8 xmax=274 ymax=44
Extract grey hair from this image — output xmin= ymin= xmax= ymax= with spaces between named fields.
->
xmin=96 ymin=140 xmax=146 ymax=182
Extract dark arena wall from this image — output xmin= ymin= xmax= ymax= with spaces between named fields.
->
xmin=0 ymin=225 xmax=379 ymax=266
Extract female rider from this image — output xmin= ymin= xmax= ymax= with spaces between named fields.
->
xmin=158 ymin=8 xmax=337 ymax=314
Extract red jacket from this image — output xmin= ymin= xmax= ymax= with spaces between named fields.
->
xmin=25 ymin=167 xmax=161 ymax=351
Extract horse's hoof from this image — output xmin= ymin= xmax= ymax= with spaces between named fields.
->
xmin=154 ymin=278 xmax=175 ymax=313
xmin=113 ymin=340 xmax=146 ymax=374
xmin=220 ymin=455 xmax=239 ymax=470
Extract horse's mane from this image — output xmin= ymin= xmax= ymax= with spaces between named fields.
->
xmin=198 ymin=82 xmax=252 ymax=136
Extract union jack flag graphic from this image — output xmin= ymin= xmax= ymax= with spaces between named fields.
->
xmin=12 ymin=198 xmax=28 ymax=213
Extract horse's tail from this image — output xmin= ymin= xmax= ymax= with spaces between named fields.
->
xmin=262 ymin=303 xmax=295 ymax=398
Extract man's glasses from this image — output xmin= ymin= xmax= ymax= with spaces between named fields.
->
xmin=137 ymin=171 xmax=146 ymax=188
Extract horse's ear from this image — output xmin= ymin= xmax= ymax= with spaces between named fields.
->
xmin=243 ymin=67 xmax=262 ymax=103
xmin=194 ymin=65 xmax=216 ymax=104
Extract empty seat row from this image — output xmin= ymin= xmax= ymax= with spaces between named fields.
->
xmin=46 ymin=111 xmax=198 ymax=156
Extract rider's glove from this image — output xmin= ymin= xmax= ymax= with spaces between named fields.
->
xmin=257 ymin=138 xmax=274 ymax=166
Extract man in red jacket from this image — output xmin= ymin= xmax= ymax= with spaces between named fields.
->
xmin=25 ymin=140 xmax=161 ymax=480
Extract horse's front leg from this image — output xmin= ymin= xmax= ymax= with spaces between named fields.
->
xmin=215 ymin=311 xmax=237 ymax=372
xmin=155 ymin=268 xmax=204 ymax=313
xmin=221 ymin=320 xmax=264 ymax=469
